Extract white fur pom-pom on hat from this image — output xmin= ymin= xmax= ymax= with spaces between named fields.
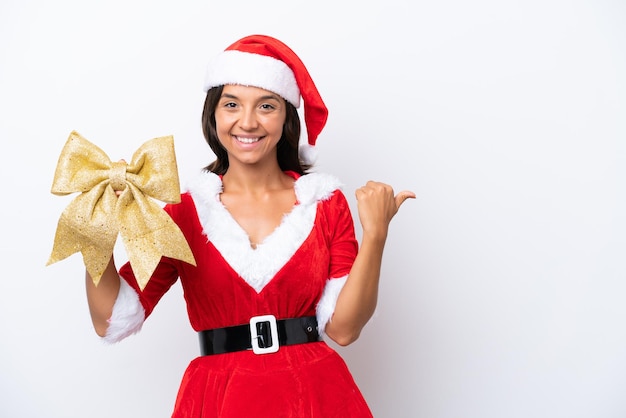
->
xmin=204 ymin=34 xmax=328 ymax=164
xmin=298 ymin=143 xmax=318 ymax=165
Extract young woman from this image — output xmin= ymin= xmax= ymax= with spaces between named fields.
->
xmin=86 ymin=34 xmax=414 ymax=417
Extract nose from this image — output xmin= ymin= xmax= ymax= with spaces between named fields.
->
xmin=239 ymin=107 xmax=259 ymax=130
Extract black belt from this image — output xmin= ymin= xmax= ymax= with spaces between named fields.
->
xmin=199 ymin=315 xmax=320 ymax=355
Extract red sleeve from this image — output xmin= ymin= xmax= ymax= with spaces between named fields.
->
xmin=118 ymin=200 xmax=188 ymax=319
xmin=118 ymin=256 xmax=179 ymax=319
xmin=323 ymin=190 xmax=358 ymax=279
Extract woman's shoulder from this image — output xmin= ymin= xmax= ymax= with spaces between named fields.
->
xmin=184 ymin=170 xmax=222 ymax=197
xmin=295 ymin=172 xmax=344 ymax=205
xmin=163 ymin=171 xmax=220 ymax=218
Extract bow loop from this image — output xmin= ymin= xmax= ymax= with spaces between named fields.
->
xmin=47 ymin=131 xmax=196 ymax=290
xmin=126 ymin=135 xmax=182 ymax=204
xmin=50 ymin=131 xmax=113 ymax=195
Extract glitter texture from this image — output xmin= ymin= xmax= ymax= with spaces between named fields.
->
xmin=47 ymin=131 xmax=196 ymax=290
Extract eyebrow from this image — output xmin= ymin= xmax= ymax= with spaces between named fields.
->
xmin=221 ymin=93 xmax=281 ymax=101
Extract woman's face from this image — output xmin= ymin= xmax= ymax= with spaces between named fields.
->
xmin=214 ymin=84 xmax=287 ymax=169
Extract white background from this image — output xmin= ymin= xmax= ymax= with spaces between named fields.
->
xmin=1 ymin=1 xmax=625 ymax=417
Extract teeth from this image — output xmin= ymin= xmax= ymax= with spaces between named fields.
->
xmin=236 ymin=136 xmax=260 ymax=144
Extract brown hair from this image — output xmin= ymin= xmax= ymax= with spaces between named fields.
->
xmin=201 ymin=86 xmax=310 ymax=175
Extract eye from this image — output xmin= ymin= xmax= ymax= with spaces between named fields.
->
xmin=223 ymin=101 xmax=237 ymax=108
xmin=260 ymin=103 xmax=276 ymax=111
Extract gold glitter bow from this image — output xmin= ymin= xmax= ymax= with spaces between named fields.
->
xmin=47 ymin=131 xmax=196 ymax=290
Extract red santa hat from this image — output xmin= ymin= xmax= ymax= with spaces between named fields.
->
xmin=203 ymin=34 xmax=328 ymax=164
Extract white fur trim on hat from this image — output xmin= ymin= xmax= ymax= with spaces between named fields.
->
xmin=204 ymin=50 xmax=301 ymax=107
xmin=102 ymin=278 xmax=145 ymax=344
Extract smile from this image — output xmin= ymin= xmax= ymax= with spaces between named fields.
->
xmin=235 ymin=136 xmax=261 ymax=144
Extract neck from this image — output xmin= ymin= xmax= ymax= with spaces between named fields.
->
xmin=222 ymin=163 xmax=290 ymax=193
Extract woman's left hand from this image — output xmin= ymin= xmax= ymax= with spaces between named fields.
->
xmin=355 ymin=181 xmax=415 ymax=238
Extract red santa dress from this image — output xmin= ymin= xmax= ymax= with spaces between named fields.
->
xmin=108 ymin=170 xmax=374 ymax=417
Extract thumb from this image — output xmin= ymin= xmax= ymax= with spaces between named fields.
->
xmin=395 ymin=190 xmax=416 ymax=210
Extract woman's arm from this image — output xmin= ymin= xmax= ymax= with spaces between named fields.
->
xmin=324 ymin=181 xmax=414 ymax=346
xmin=85 ymin=256 xmax=121 ymax=337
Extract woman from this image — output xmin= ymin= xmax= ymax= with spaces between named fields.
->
xmin=86 ymin=34 xmax=414 ymax=417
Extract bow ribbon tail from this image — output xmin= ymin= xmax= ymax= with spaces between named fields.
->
xmin=47 ymin=183 xmax=120 ymax=286
xmin=117 ymin=184 xmax=196 ymax=290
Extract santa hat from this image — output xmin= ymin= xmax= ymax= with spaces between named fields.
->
xmin=203 ymin=34 xmax=327 ymax=164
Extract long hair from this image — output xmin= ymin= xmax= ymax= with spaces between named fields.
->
xmin=201 ymin=86 xmax=310 ymax=175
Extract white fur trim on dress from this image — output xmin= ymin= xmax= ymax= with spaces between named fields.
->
xmin=102 ymin=278 xmax=145 ymax=344
xmin=203 ymin=50 xmax=301 ymax=107
xmin=187 ymin=171 xmax=342 ymax=294
xmin=316 ymin=275 xmax=348 ymax=336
